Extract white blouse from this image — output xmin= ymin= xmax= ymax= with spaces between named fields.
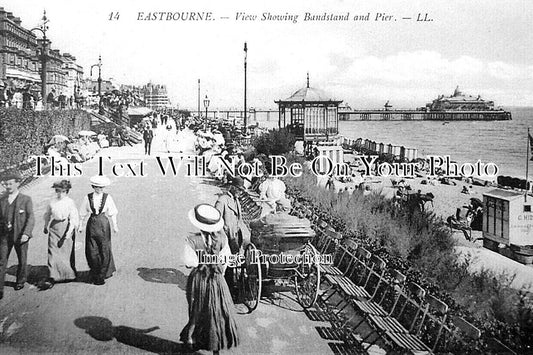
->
xmin=79 ymin=193 xmax=118 ymax=219
xmin=44 ymin=196 xmax=79 ymax=229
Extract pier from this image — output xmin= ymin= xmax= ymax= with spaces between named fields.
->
xmin=338 ymin=109 xmax=512 ymax=121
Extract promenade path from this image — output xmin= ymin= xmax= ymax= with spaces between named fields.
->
xmin=0 ymin=123 xmax=334 ymax=354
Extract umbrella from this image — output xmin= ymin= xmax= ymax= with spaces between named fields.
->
xmin=79 ymin=130 xmax=97 ymax=136
xmin=48 ymin=135 xmax=69 ymax=145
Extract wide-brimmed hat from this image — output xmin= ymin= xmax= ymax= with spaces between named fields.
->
xmin=188 ymin=204 xmax=224 ymax=232
xmin=90 ymin=175 xmax=111 ymax=187
xmin=52 ymin=180 xmax=72 ymax=190
xmin=230 ymin=176 xmax=245 ymax=189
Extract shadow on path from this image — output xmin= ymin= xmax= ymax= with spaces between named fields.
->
xmin=137 ymin=268 xmax=188 ymax=290
xmin=7 ymin=264 xmax=48 ymax=286
xmin=6 ymin=265 xmax=94 ymax=288
xmin=74 ymin=316 xmax=198 ymax=355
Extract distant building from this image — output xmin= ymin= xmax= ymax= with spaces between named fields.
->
xmin=62 ymin=53 xmax=83 ymax=99
xmin=83 ymin=78 xmax=115 ymax=94
xmin=426 ymin=86 xmax=496 ymax=111
xmin=0 ymin=7 xmax=83 ymax=103
xmin=0 ymin=7 xmax=40 ymax=90
xmin=142 ymin=83 xmax=171 ymax=109
xmin=44 ymin=45 xmax=67 ymax=96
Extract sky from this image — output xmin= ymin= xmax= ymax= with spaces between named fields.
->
xmin=4 ymin=0 xmax=533 ymax=109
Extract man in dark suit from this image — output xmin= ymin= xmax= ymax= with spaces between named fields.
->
xmin=0 ymin=172 xmax=35 ymax=299
xmin=143 ymin=126 xmax=154 ymax=155
xmin=215 ymin=177 xmax=250 ymax=255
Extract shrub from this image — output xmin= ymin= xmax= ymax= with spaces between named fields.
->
xmin=0 ymin=108 xmax=91 ymax=171
xmin=252 ymin=128 xmax=296 ymax=156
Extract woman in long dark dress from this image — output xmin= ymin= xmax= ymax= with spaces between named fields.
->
xmin=181 ymin=204 xmax=239 ymax=354
xmin=78 ymin=175 xmax=118 ymax=285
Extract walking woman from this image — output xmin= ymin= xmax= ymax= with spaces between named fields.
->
xmin=78 ymin=175 xmax=118 ymax=285
xmin=181 ymin=204 xmax=239 ymax=354
xmin=42 ymin=180 xmax=79 ymax=289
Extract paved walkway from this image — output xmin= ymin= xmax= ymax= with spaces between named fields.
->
xmin=0 ymin=124 xmax=335 ymax=354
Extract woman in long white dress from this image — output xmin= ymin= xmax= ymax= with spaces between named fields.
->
xmin=43 ymin=180 xmax=79 ymax=289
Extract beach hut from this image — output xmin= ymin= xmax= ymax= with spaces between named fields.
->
xmin=276 ymin=73 xmax=342 ymax=144
xmin=482 ymin=189 xmax=533 ymax=263
xmin=315 ymin=144 xmax=344 ymax=174
xmin=391 ymin=146 xmax=402 ymax=157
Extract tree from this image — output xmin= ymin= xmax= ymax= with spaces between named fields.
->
xmin=252 ymin=128 xmax=296 ymax=156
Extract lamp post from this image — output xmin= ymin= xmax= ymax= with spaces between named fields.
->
xmin=90 ymin=55 xmax=102 ymax=111
xmin=203 ymin=94 xmax=210 ymax=131
xmin=30 ymin=10 xmax=49 ymax=106
xmin=243 ymin=42 xmax=248 ymax=134
xmin=197 ymin=79 xmax=201 ymax=120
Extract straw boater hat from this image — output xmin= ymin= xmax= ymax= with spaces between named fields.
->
xmin=188 ymin=204 xmax=224 ymax=232
xmin=90 ymin=175 xmax=111 ymax=187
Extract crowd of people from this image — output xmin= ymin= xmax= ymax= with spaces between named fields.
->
xmin=0 ymin=113 xmax=291 ymax=354
xmin=0 ymin=172 xmax=118 ymax=297
xmin=0 ymin=81 xmax=144 ymax=112
xmin=0 ymin=84 xmax=43 ymax=110
xmin=45 ymin=132 xmax=108 ymax=165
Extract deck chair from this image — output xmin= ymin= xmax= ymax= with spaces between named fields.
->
xmin=313 ymin=224 xmax=336 ymax=255
xmin=384 ymin=294 xmax=448 ymax=354
xmin=343 ymin=270 xmax=406 ymax=335
xmin=317 ymin=231 xmax=345 ymax=277
xmin=321 ymin=244 xmax=361 ymax=297
xmin=330 ymin=253 xmax=387 ymax=321
xmin=364 ymin=282 xmax=428 ymax=351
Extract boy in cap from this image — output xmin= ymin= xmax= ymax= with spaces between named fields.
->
xmin=0 ymin=172 xmax=35 ymax=299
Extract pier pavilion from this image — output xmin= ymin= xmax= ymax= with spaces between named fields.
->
xmin=275 ymin=74 xmax=342 ymax=143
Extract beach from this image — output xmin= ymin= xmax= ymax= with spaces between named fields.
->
xmin=322 ymin=164 xmax=533 ymax=292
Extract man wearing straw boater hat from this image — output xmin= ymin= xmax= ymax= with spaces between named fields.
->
xmin=181 ymin=203 xmax=239 ymax=354
xmin=78 ymin=175 xmax=118 ymax=285
xmin=0 ymin=171 xmax=35 ymax=299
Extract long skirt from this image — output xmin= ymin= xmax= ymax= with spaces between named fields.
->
xmin=48 ymin=219 xmax=76 ymax=281
xmin=180 ymin=265 xmax=240 ymax=351
xmin=85 ymin=213 xmax=116 ymax=280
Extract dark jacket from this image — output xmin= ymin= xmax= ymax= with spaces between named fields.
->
xmin=143 ymin=129 xmax=154 ymax=142
xmin=215 ymin=191 xmax=250 ymax=246
xmin=0 ymin=193 xmax=35 ymax=243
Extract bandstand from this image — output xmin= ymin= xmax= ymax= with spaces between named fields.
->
xmin=275 ymin=74 xmax=342 ymax=144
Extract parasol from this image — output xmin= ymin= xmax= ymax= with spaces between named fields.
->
xmin=79 ymin=130 xmax=97 ymax=136
xmin=48 ymin=135 xmax=69 ymax=145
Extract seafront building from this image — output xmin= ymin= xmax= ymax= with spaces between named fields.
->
xmin=142 ymin=82 xmax=171 ymax=109
xmin=0 ymin=8 xmax=40 ymax=89
xmin=62 ymin=53 xmax=83 ymax=99
xmin=426 ymin=86 xmax=498 ymax=111
xmin=0 ymin=6 xmax=83 ymax=101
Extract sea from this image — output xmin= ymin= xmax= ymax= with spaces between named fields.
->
xmin=254 ymin=107 xmax=532 ymax=179
xmin=337 ymin=107 xmax=531 ymax=179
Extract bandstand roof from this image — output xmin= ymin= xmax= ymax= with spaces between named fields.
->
xmin=275 ymin=73 xmax=342 ymax=104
